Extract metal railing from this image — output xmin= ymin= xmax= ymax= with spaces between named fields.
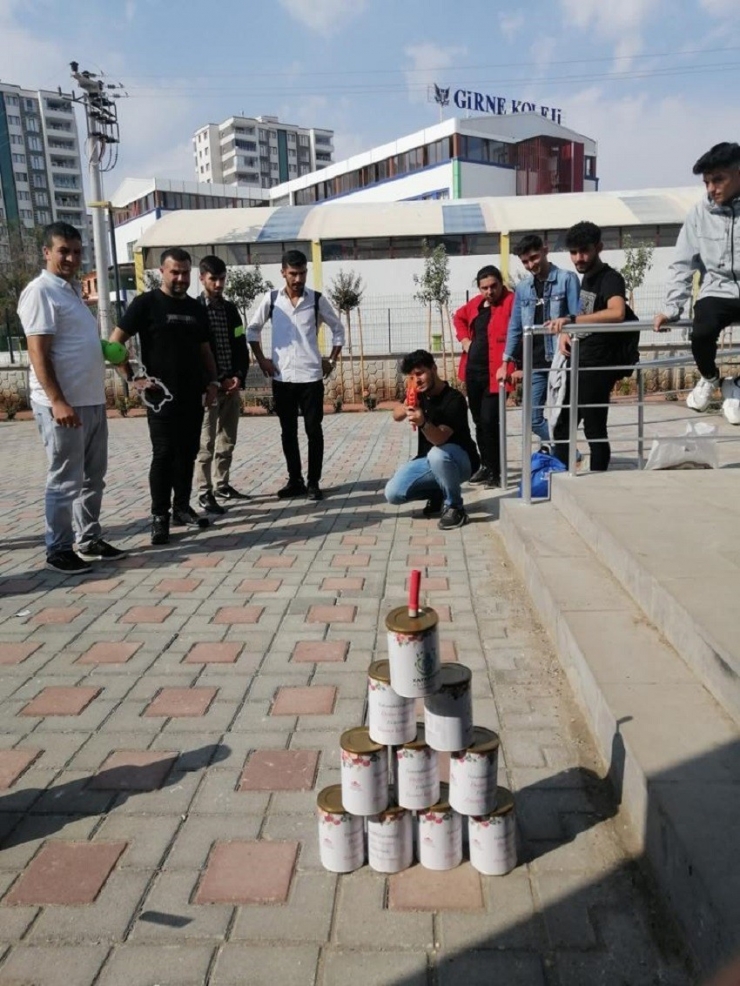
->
xmin=502 ymin=321 xmax=740 ymax=504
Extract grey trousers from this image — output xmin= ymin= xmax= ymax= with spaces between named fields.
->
xmin=195 ymin=389 xmax=242 ymax=492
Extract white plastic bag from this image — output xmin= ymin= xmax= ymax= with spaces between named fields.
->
xmin=644 ymin=420 xmax=719 ymax=470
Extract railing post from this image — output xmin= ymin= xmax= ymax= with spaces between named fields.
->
xmin=568 ymin=336 xmax=580 ymax=476
xmin=637 ymin=368 xmax=645 ymax=469
xmin=521 ymin=326 xmax=533 ymax=504
xmin=498 ymin=387 xmax=507 ymax=490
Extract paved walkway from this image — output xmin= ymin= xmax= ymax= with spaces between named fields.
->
xmin=0 ymin=411 xmax=692 ymax=985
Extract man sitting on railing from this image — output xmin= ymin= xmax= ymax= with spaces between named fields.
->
xmin=547 ymin=221 xmax=637 ymax=472
xmin=654 ymin=142 xmax=740 ymax=424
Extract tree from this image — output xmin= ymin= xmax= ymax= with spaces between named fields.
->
xmin=328 ymin=270 xmax=364 ymax=404
xmin=225 ymin=263 xmax=273 ymax=324
xmin=143 ymin=270 xmax=161 ymax=291
xmin=413 ymin=241 xmax=456 ymax=381
xmin=0 ymin=222 xmax=44 ymax=334
xmin=620 ymin=233 xmax=654 ymax=311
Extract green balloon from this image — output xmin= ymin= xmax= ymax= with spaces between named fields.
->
xmin=101 ymin=339 xmax=127 ymax=365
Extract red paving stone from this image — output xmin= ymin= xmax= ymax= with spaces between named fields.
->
xmin=212 ymin=606 xmax=264 ymax=625
xmin=155 ymin=578 xmax=202 ymax=593
xmin=0 ymin=642 xmax=41 ymax=666
xmin=292 ymin=641 xmax=348 ymax=663
xmin=341 ymin=535 xmax=377 ymax=546
xmin=306 ymin=605 xmax=356 ymax=624
xmin=183 ymin=642 xmax=242 ymax=664
xmin=2 ymin=578 xmax=37 ymax=594
xmin=409 ymin=535 xmax=446 ymax=547
xmin=255 ymin=555 xmax=296 ymax=569
xmin=237 ymin=578 xmax=282 ymax=593
xmin=388 ymin=863 xmax=483 ymax=911
xmin=72 ymin=578 xmax=123 ymax=595
xmin=407 ymin=554 xmax=447 ymax=568
xmin=5 ymin=841 xmax=127 ymax=905
xmin=195 ymin=841 xmax=299 ymax=904
xmin=32 ymin=607 xmax=83 ymax=625
xmin=435 ymin=605 xmax=452 ymax=623
xmin=320 ymin=577 xmax=365 ymax=592
xmin=144 ymin=687 xmax=218 ymax=717
xmin=183 ymin=555 xmax=222 ymax=568
xmin=405 ymin=576 xmax=449 ymax=592
xmin=21 ymin=686 xmax=101 ymax=717
xmin=120 ymin=606 xmax=174 ymax=624
xmin=271 ymin=686 xmax=337 ymax=716
xmin=90 ymin=751 xmax=177 ymax=791
xmin=76 ymin=641 xmax=142 ymax=665
xmin=440 ymin=641 xmax=458 ymax=662
xmin=0 ymin=750 xmax=41 ymax=789
xmin=239 ymin=750 xmax=319 ymax=791
xmin=331 ymin=554 xmax=371 ymax=568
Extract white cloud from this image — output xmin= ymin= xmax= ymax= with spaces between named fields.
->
xmin=278 ymin=0 xmax=367 ymax=34
xmin=559 ymin=0 xmax=661 ymax=69
xmin=499 ymin=12 xmax=524 ymax=41
xmin=0 ymin=0 xmax=68 ymax=91
xmin=124 ymin=0 xmax=136 ymax=22
xmin=403 ymin=42 xmax=468 ymax=105
xmin=699 ymin=0 xmax=736 ymax=14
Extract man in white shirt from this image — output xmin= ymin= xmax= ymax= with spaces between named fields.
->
xmin=18 ymin=221 xmax=126 ymax=574
xmin=248 ymin=250 xmax=344 ymax=500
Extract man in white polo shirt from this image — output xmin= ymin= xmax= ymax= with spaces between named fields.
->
xmin=18 ymin=221 xmax=126 ymax=574
xmin=248 ymin=249 xmax=344 ymax=501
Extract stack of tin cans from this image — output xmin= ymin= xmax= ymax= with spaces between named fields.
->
xmin=317 ymin=571 xmax=517 ymax=876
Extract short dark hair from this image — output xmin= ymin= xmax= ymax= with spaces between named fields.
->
xmin=514 ymin=233 xmax=544 ymax=256
xmin=160 ymin=247 xmax=192 ymax=266
xmin=693 ymin=142 xmax=740 ymax=175
xmin=282 ymin=249 xmax=307 ymax=269
xmin=199 ymin=255 xmax=226 ymax=277
xmin=401 ymin=349 xmax=435 ymax=374
xmin=476 ymin=264 xmax=503 ymax=286
xmin=43 ymin=221 xmax=81 ymax=249
xmin=565 ymin=221 xmax=601 ymax=250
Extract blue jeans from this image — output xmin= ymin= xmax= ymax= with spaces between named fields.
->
xmin=385 ymin=444 xmax=472 ymax=510
xmin=530 ymin=369 xmax=551 ymax=444
xmin=32 ymin=402 xmax=108 ymax=554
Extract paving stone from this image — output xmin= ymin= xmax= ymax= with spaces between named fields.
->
xmin=32 ymin=607 xmax=84 ymax=625
xmin=155 ymin=578 xmax=202 ymax=593
xmin=306 ymin=605 xmax=356 ymax=624
xmin=271 ymin=686 xmax=337 ymax=716
xmin=436 ymin=951 xmax=548 ymax=985
xmin=236 ymin=578 xmax=283 ymax=593
xmin=0 ymin=945 xmax=108 ymax=986
xmin=145 ymin=687 xmax=218 ymax=717
xmin=255 ymin=555 xmax=296 ymax=569
xmin=5 ymin=840 xmax=126 ymax=905
xmin=320 ymin=576 xmax=365 ymax=591
xmin=120 ymin=605 xmax=174 ymax=624
xmin=239 ymin=750 xmax=319 ymax=791
xmin=131 ymin=870 xmax=233 ymax=942
xmin=210 ymin=944 xmax=320 ymax=986
xmin=21 ymin=686 xmax=101 ymax=717
xmin=195 ymin=841 xmax=299 ymax=904
xmin=95 ymin=814 xmax=182 ymax=870
xmin=0 ymin=749 xmax=41 ymax=789
xmin=72 ymin=577 xmax=123 ymax=594
xmin=183 ymin=642 xmax=242 ymax=664
xmin=334 ymin=868 xmax=433 ymax=948
xmin=96 ymin=944 xmax=215 ymax=986
xmin=76 ymin=641 xmax=142 ymax=664
xmin=322 ymin=949 xmax=429 ymax=986
xmin=212 ymin=606 xmax=264 ymax=624
xmin=0 ymin=641 xmax=41 ymax=665
xmin=291 ymin=640 xmax=348 ymax=663
xmin=90 ymin=751 xmax=178 ymax=791
xmin=388 ymin=863 xmax=484 ymax=911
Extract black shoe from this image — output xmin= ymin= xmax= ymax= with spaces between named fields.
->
xmin=483 ymin=475 xmax=502 ymax=489
xmin=46 ymin=550 xmax=92 ymax=574
xmin=306 ymin=484 xmax=323 ymax=501
xmin=214 ymin=484 xmax=250 ymax=501
xmin=76 ymin=538 xmax=128 ymax=561
xmin=421 ymin=492 xmax=444 ymax=518
xmin=277 ymin=479 xmax=307 ymax=499
xmin=469 ymin=466 xmax=492 ymax=484
xmin=198 ymin=491 xmax=226 ymax=515
xmin=151 ymin=514 xmax=170 ymax=545
xmin=171 ymin=505 xmax=210 ymax=529
xmin=438 ymin=506 xmax=469 ymax=530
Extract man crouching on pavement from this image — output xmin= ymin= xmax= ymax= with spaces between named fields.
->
xmin=385 ymin=350 xmax=480 ymax=530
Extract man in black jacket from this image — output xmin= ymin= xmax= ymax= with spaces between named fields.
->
xmin=195 ymin=255 xmax=250 ymax=513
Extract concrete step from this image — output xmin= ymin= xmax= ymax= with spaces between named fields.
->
xmin=499 ymin=493 xmax=740 ymax=976
xmin=550 ymin=471 xmax=740 ymax=728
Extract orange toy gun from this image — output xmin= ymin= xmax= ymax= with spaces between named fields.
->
xmin=406 ymin=377 xmax=419 ymax=431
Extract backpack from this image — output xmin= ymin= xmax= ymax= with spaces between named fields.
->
xmin=268 ymin=289 xmax=322 ymax=329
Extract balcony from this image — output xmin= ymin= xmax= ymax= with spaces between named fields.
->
xmin=53 ymin=175 xmax=80 ymax=190
xmin=51 ymin=158 xmax=80 ymax=170
xmin=45 ymin=99 xmax=73 ymax=115
xmin=46 ymin=121 xmax=72 ymax=133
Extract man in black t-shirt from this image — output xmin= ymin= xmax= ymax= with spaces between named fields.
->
xmin=547 ymin=221 xmax=637 ymax=472
xmin=385 ymin=350 xmax=479 ymax=530
xmin=111 ymin=248 xmax=220 ymax=545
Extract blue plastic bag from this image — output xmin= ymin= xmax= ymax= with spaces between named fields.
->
xmin=519 ymin=451 xmax=566 ymax=498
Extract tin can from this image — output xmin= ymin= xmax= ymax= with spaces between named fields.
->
xmin=396 ymin=724 xmax=439 ymax=811
xmin=424 ymin=663 xmax=474 ymax=752
xmin=468 ymin=787 xmax=517 ymax=876
xmin=340 ymin=726 xmax=388 ymax=816
xmin=448 ymin=727 xmax=500 ymax=816
xmin=367 ymin=804 xmax=413 ymax=873
xmin=417 ymin=784 xmax=462 ymax=871
xmin=385 ymin=606 xmax=440 ymax=698
xmin=316 ymin=785 xmax=365 ymax=873
xmin=367 ymin=660 xmax=417 ymax=746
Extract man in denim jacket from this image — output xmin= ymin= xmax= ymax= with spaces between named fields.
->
xmin=497 ymin=235 xmax=580 ymax=446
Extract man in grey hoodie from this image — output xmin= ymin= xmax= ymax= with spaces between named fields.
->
xmin=655 ymin=142 xmax=740 ymax=423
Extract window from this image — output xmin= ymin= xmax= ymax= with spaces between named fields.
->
xmin=35 ymin=209 xmax=51 ymax=224
xmin=27 ymin=135 xmax=42 ymax=151
xmin=19 ymin=208 xmax=33 ymax=219
xmin=250 ymin=243 xmax=283 ymax=264
xmin=17 ymin=190 xmax=31 ymax=201
xmin=30 ymin=154 xmax=45 ymax=170
xmin=356 ymin=237 xmax=390 ymax=260
xmin=25 ymin=116 xmax=40 ymax=133
xmin=5 ymin=94 xmax=19 ymax=106
xmin=15 ymin=171 xmax=27 ymax=182
xmin=10 ymin=134 xmax=23 ymax=145
xmin=24 ymin=98 xmax=34 ymax=111
xmin=35 ymin=191 xmax=49 ymax=205
xmin=657 ymin=224 xmax=682 ymax=248
xmin=11 ymin=153 xmax=26 ymax=164
xmin=299 ymin=135 xmax=309 ymax=147
xmin=466 ymin=233 xmax=501 ymax=255
xmin=584 ymin=156 xmax=596 ymax=179
xmin=287 ymin=133 xmax=296 ymax=144
xmin=32 ymin=173 xmax=47 ymax=188
xmin=7 ymin=114 xmax=21 ymax=125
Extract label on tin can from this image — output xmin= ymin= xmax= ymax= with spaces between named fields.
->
xmin=340 ymin=745 xmax=389 ymax=816
xmin=396 ymin=743 xmax=439 ymax=811
xmin=417 ymin=806 xmax=462 ymax=871
xmin=368 ymin=672 xmax=417 ymax=746
xmin=468 ymin=796 xmax=517 ymax=876
xmin=367 ymin=808 xmax=413 ymax=873
xmin=318 ymin=807 xmax=365 ymax=873
xmin=387 ymin=627 xmax=440 ymax=698
xmin=449 ymin=746 xmax=499 ymax=816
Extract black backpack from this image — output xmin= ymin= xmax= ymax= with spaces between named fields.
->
xmin=268 ymin=289 xmax=322 ymax=329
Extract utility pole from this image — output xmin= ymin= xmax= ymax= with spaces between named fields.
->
xmin=66 ymin=62 xmax=125 ymax=337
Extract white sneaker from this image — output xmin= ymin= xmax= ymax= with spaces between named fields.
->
xmin=721 ymin=377 xmax=740 ymax=425
xmin=686 ymin=375 xmax=719 ymax=412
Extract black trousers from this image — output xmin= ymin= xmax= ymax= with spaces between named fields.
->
xmin=272 ymin=380 xmax=324 ymax=485
xmin=552 ymin=367 xmax=618 ymax=472
xmin=466 ymin=375 xmax=501 ymax=476
xmin=147 ymin=402 xmax=204 ymax=516
xmin=692 ymin=297 xmax=740 ymax=379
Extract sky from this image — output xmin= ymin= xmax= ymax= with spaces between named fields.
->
xmin=1 ymin=0 xmax=739 ymax=197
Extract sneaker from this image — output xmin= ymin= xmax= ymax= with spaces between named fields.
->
xmin=46 ymin=550 xmax=92 ymax=574
xmin=198 ymin=491 xmax=226 ymax=515
xmin=76 ymin=538 xmax=128 ymax=562
xmin=438 ymin=506 xmax=469 ymax=530
xmin=171 ymin=505 xmax=210 ymax=529
xmin=421 ymin=492 xmax=444 ymax=518
xmin=686 ymin=375 xmax=719 ymax=412
xmin=306 ymin=483 xmax=323 ymax=501
xmin=469 ymin=466 xmax=492 ymax=484
xmin=151 ymin=514 xmax=170 ymax=545
xmin=721 ymin=377 xmax=740 ymax=425
xmin=277 ymin=479 xmax=307 ymax=499
xmin=214 ymin=484 xmax=250 ymax=501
